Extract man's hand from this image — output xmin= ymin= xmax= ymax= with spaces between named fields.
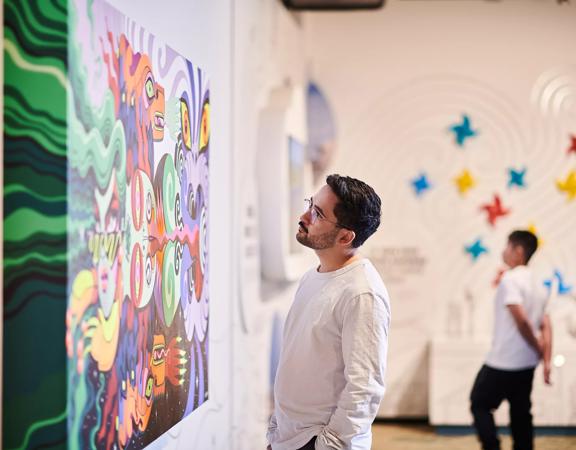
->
xmin=540 ymin=314 xmax=553 ymax=385
xmin=507 ymin=305 xmax=542 ymax=356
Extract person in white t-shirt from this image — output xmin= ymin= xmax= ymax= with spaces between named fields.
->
xmin=266 ymin=174 xmax=391 ymax=450
xmin=470 ymin=230 xmax=552 ymax=450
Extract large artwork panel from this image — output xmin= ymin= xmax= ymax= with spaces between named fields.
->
xmin=66 ymin=1 xmax=210 ymax=448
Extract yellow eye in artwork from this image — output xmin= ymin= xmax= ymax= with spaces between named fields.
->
xmin=199 ymin=101 xmax=210 ymax=152
xmin=180 ymin=98 xmax=192 ymax=150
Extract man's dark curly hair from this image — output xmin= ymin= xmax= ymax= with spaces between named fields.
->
xmin=326 ymin=174 xmax=382 ymax=248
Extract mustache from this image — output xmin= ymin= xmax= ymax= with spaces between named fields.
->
xmin=298 ymin=221 xmax=308 ymax=233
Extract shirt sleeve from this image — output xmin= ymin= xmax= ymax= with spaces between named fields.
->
xmin=500 ymin=274 xmax=524 ymax=306
xmin=266 ymin=411 xmax=278 ymax=445
xmin=316 ymin=292 xmax=390 ymax=450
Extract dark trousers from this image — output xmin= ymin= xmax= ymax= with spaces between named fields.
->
xmin=470 ymin=364 xmax=535 ymax=450
xmin=296 ymin=436 xmax=317 ymax=450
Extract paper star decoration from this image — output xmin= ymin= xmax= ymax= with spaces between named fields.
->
xmin=480 ymin=194 xmax=510 ymax=226
xmin=411 ymin=173 xmax=432 ymax=196
xmin=544 ymin=270 xmax=573 ymax=296
xmin=567 ymin=135 xmax=576 ymax=155
xmin=508 ymin=167 xmax=527 ymax=189
xmin=449 ymin=114 xmax=478 ymax=147
xmin=556 ymin=170 xmax=576 ymax=200
xmin=527 ymin=223 xmax=543 ymax=247
xmin=454 ymin=169 xmax=476 ymax=195
xmin=465 ymin=238 xmax=488 ymax=261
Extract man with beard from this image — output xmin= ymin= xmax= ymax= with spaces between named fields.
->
xmin=267 ymin=174 xmax=391 ymax=450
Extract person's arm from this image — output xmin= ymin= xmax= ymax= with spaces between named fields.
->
xmin=316 ymin=293 xmax=390 ymax=450
xmin=540 ymin=314 xmax=552 ymax=385
xmin=507 ymin=304 xmax=543 ymax=357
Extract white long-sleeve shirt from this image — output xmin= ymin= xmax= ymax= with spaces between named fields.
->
xmin=267 ymin=259 xmax=391 ymax=450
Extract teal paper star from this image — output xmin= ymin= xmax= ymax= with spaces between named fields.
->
xmin=508 ymin=167 xmax=527 ymax=188
xmin=465 ymin=238 xmax=488 ymax=261
xmin=449 ymin=114 xmax=478 ymax=147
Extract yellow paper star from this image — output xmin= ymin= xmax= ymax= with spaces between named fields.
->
xmin=527 ymin=223 xmax=544 ymax=247
xmin=454 ymin=169 xmax=476 ymax=195
xmin=556 ymin=170 xmax=576 ymax=200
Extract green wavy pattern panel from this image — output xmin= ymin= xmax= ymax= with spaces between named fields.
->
xmin=3 ymin=0 xmax=67 ymax=449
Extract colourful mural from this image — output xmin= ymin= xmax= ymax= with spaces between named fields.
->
xmin=3 ymin=0 xmax=68 ymax=449
xmin=66 ymin=1 xmax=210 ymax=448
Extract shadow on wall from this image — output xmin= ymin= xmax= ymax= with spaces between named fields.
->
xmin=385 ymin=343 xmax=430 ymax=419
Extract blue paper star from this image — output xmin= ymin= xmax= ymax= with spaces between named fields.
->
xmin=411 ymin=173 xmax=432 ymax=196
xmin=508 ymin=167 xmax=527 ymax=188
xmin=465 ymin=238 xmax=488 ymax=261
xmin=544 ymin=269 xmax=573 ymax=296
xmin=449 ymin=114 xmax=478 ymax=147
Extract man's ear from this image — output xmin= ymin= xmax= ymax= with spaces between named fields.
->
xmin=516 ymin=246 xmax=527 ymax=264
xmin=338 ymin=229 xmax=356 ymax=247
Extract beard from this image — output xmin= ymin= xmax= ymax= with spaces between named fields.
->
xmin=296 ymin=221 xmax=339 ymax=250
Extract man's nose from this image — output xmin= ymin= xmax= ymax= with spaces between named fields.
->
xmin=300 ymin=210 xmax=311 ymax=223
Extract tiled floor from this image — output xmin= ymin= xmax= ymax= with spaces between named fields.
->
xmin=372 ymin=423 xmax=576 ymax=450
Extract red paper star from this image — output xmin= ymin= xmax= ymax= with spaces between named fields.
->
xmin=568 ymin=135 xmax=576 ymax=155
xmin=480 ymin=194 xmax=510 ymax=226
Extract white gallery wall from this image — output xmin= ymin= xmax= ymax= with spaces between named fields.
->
xmin=232 ymin=1 xmax=310 ymax=448
xmin=305 ymin=0 xmax=576 ymax=422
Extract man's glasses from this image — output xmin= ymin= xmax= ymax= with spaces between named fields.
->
xmin=304 ymin=197 xmax=341 ymax=226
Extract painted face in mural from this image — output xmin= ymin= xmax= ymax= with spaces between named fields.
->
xmin=174 ymin=146 xmax=209 ymax=342
xmin=158 ymin=153 xmax=184 ymax=236
xmin=118 ymin=361 xmax=154 ymax=448
xmin=142 ymin=68 xmax=165 ymax=142
xmin=181 ymin=205 xmax=205 ymax=309
xmin=150 ymin=335 xmax=188 ymax=396
xmin=153 ymin=153 xmax=185 ymax=327
xmin=125 ymin=169 xmax=158 ymax=308
xmin=102 ymin=34 xmax=166 ymax=176
xmin=160 ymin=240 xmax=184 ymax=327
xmin=91 ymin=173 xmax=122 ymax=317
xmin=151 ymin=334 xmax=168 ymax=391
xmin=122 ymin=48 xmax=166 ymax=142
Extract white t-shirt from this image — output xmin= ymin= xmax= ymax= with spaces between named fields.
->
xmin=485 ymin=265 xmax=548 ymax=370
xmin=267 ymin=259 xmax=391 ymax=450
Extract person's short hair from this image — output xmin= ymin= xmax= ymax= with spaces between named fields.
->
xmin=326 ymin=174 xmax=381 ymax=248
xmin=508 ymin=230 xmax=538 ymax=263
